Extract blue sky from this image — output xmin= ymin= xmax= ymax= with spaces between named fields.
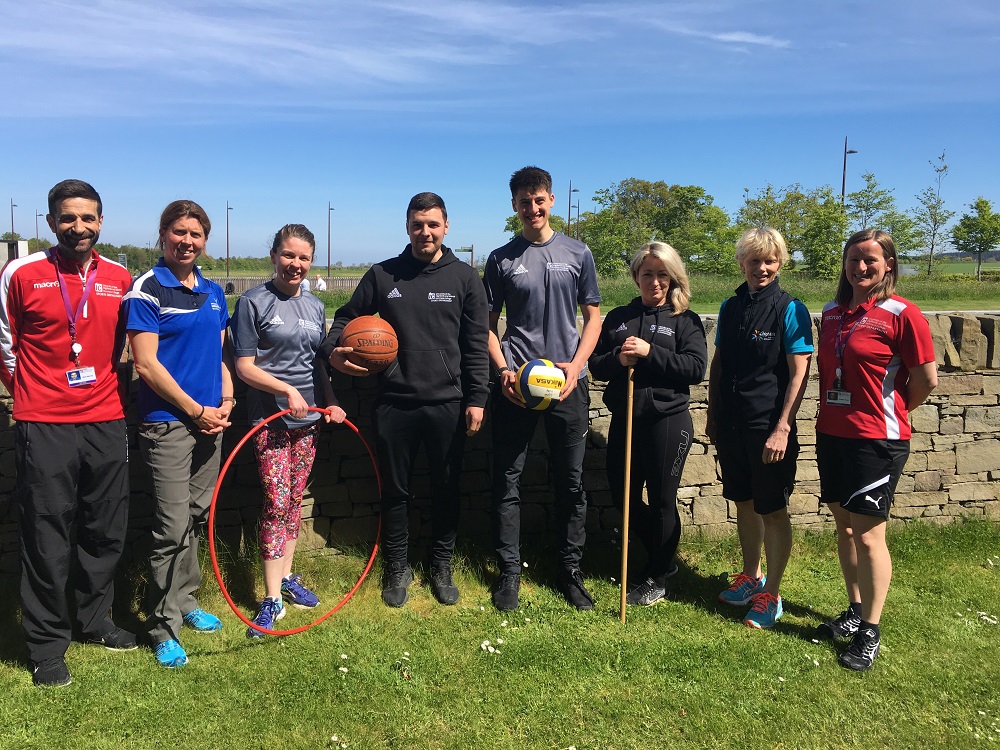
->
xmin=2 ymin=0 xmax=999 ymax=265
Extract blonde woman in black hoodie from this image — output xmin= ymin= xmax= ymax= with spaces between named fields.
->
xmin=589 ymin=243 xmax=707 ymax=605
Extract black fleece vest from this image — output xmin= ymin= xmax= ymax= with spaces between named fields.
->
xmin=717 ymin=280 xmax=794 ymax=431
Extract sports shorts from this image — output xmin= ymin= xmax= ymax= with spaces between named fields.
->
xmin=816 ymin=432 xmax=909 ymax=519
xmin=716 ymin=423 xmax=797 ymax=515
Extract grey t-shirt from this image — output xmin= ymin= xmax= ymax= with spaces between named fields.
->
xmin=484 ymin=232 xmax=601 ymax=377
xmin=231 ymin=281 xmax=327 ymax=428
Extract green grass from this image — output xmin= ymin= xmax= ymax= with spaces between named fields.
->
xmin=1 ymin=520 xmax=998 ymax=749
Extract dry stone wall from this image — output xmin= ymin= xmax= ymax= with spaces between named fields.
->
xmin=1 ymin=312 xmax=998 ymax=572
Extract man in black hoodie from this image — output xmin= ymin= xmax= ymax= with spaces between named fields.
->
xmin=319 ymin=193 xmax=489 ymax=607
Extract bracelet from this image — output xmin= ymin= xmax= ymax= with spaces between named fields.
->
xmin=195 ymin=405 xmax=205 ymax=421
xmin=220 ymin=396 xmax=236 ymax=406
xmin=498 ymin=366 xmax=511 ymax=375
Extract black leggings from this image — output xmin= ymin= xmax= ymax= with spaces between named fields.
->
xmin=606 ymin=409 xmax=693 ymax=581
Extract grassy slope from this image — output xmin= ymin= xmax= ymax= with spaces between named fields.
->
xmin=1 ymin=521 xmax=998 ymax=749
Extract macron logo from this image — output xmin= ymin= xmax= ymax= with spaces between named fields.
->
xmin=512 ymin=265 xmax=529 ymax=276
xmin=387 ymin=288 xmax=402 ymax=299
xmin=33 ymin=280 xmax=60 ymax=289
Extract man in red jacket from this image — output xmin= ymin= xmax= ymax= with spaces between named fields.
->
xmin=0 ymin=179 xmax=136 ymax=688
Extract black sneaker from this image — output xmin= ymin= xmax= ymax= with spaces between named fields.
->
xmin=430 ymin=563 xmax=460 ymax=605
xmin=665 ymin=561 xmax=680 ymax=579
xmin=838 ymin=626 xmax=881 ymax=671
xmin=32 ymin=658 xmax=71 ymax=688
xmin=559 ymin=568 xmax=595 ymax=611
xmin=86 ymin=626 xmax=138 ymax=652
xmin=492 ymin=572 xmax=521 ymax=611
xmin=381 ymin=562 xmax=413 ymax=608
xmin=626 ymin=577 xmax=667 ymax=606
xmin=817 ymin=608 xmax=862 ymax=640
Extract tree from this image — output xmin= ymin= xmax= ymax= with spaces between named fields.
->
xmin=577 ymin=208 xmax=634 ymax=276
xmin=503 ymin=213 xmax=567 ymax=239
xmin=846 ymin=172 xmax=896 ymax=231
xmin=736 ymin=183 xmax=814 ymax=257
xmin=951 ymin=197 xmax=1000 ymax=281
xmin=879 ymin=209 xmax=921 ymax=260
xmin=800 ymin=187 xmax=849 ymax=279
xmin=912 ymin=152 xmax=955 ymax=275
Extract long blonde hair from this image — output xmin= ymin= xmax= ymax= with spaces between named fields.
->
xmin=629 ymin=242 xmax=691 ymax=314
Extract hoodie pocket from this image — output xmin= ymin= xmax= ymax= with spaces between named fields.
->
xmin=382 ymin=348 xmax=463 ymax=398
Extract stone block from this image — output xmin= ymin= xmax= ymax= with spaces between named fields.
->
xmin=297 ymin=517 xmax=330 ymax=550
xmin=939 ymin=416 xmax=964 ymax=435
xmin=904 ymin=453 xmax=928 ymax=473
xmin=956 ymin=439 xmax=1000 ymax=475
xmin=965 ymin=406 xmax=1000 ymax=433
xmin=934 ymin=374 xmax=983 ymax=396
xmin=694 ymin=495 xmax=730 ymax=524
xmin=983 ymin=375 xmax=1000 ymax=396
xmin=895 ymin=475 xmax=915 ymax=493
xmin=979 ymin=315 xmax=1000 ymax=368
xmin=909 ymin=404 xmax=939 ymax=434
xmin=927 ymin=315 xmax=960 ymax=368
xmin=947 ymin=482 xmax=1000 ymax=502
xmin=926 ymin=451 xmax=956 ymax=472
xmin=950 ymin=395 xmax=999 ymax=406
xmin=895 ymin=490 xmax=948 ymax=508
xmin=950 ymin=314 xmax=988 ymax=371
xmin=913 ymin=470 xmax=942 ymax=492
xmin=683 ymin=454 xmax=718 ymax=485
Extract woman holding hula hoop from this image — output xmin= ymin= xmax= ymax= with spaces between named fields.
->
xmin=231 ymin=224 xmax=345 ymax=639
xmin=815 ymin=229 xmax=937 ymax=671
xmin=126 ymin=200 xmax=235 ymax=668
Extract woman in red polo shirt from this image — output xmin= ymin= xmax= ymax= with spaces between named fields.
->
xmin=815 ymin=229 xmax=937 ymax=671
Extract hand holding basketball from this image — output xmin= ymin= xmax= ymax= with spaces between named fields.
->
xmin=339 ymin=315 xmax=399 ymax=374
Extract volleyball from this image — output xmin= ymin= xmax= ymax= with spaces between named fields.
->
xmin=515 ymin=359 xmax=566 ymax=411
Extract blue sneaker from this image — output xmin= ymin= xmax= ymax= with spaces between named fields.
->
xmin=154 ymin=639 xmax=188 ymax=668
xmin=183 ymin=608 xmax=223 ymax=632
xmin=247 ymin=597 xmax=286 ymax=639
xmin=718 ymin=573 xmax=766 ymax=606
xmin=743 ymin=592 xmax=783 ymax=629
xmin=281 ymin=573 xmax=320 ymax=609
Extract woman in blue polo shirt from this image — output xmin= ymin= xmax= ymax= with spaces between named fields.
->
xmin=125 ymin=200 xmax=234 ymax=669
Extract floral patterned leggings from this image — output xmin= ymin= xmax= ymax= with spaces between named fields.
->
xmin=252 ymin=422 xmax=319 ymax=560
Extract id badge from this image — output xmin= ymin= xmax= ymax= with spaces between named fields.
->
xmin=66 ymin=366 xmax=97 ymax=387
xmin=826 ymin=389 xmax=852 ymax=406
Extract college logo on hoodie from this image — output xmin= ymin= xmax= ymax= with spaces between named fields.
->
xmin=427 ymin=292 xmax=456 ymax=303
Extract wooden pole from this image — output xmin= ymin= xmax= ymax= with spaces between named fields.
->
xmin=619 ymin=366 xmax=635 ymax=624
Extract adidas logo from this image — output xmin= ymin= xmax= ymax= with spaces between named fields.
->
xmin=512 ymin=265 xmax=529 ymax=275
xmin=387 ymin=288 xmax=402 ymax=299
xmin=267 ymin=314 xmax=285 ymax=326
xmin=614 ymin=323 xmax=627 ymax=333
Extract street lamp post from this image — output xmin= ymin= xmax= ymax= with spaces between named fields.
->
xmin=327 ymin=202 xmax=335 ymax=279
xmin=226 ymin=201 xmax=233 ymax=277
xmin=10 ymin=199 xmax=17 ymax=238
xmin=35 ymin=211 xmax=43 ymax=248
xmin=841 ymin=136 xmax=858 ymax=204
xmin=574 ymin=200 xmax=581 ymax=240
xmin=567 ymin=181 xmax=579 ymax=236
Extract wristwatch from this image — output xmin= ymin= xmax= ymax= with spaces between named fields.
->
xmin=220 ymin=396 xmax=237 ymax=407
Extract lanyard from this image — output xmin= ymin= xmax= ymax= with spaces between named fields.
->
xmin=55 ymin=258 xmax=98 ymax=367
xmin=834 ymin=304 xmax=872 ymax=385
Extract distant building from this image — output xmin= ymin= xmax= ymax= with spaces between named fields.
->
xmin=4 ymin=240 xmax=29 ymax=264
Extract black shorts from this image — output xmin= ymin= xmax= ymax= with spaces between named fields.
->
xmin=816 ymin=433 xmax=909 ymax=519
xmin=716 ymin=424 xmax=797 ymax=515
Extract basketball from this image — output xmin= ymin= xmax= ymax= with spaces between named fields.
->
xmin=515 ymin=359 xmax=566 ymax=411
xmin=340 ymin=315 xmax=398 ymax=373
